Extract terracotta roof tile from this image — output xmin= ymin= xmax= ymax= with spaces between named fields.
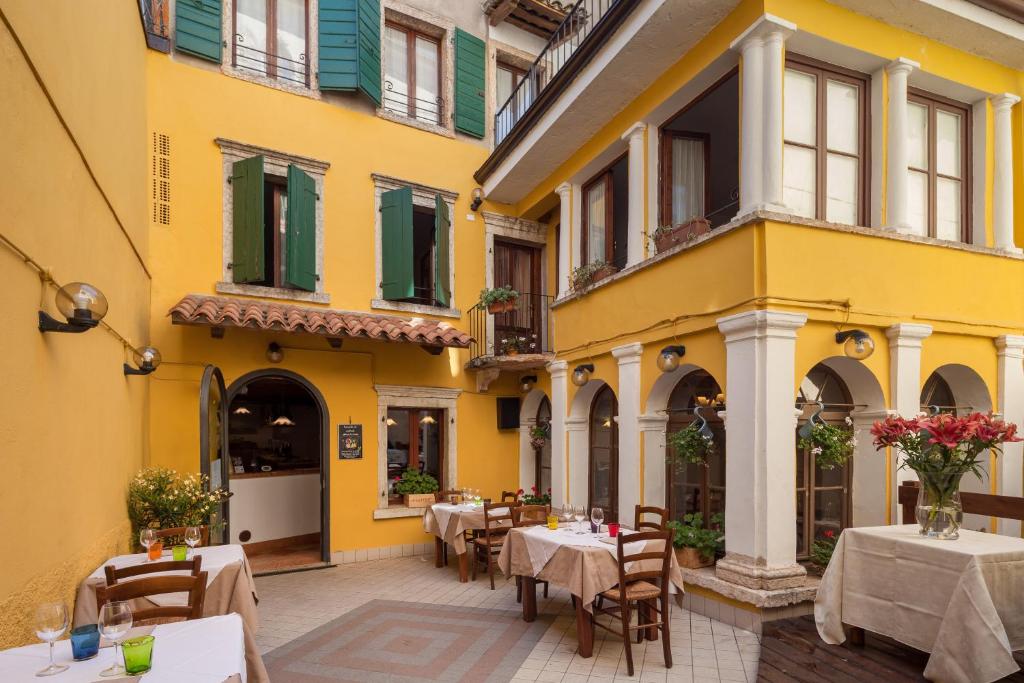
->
xmin=168 ymin=294 xmax=472 ymax=349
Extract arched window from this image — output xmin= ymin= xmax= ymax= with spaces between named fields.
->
xmin=921 ymin=372 xmax=956 ymax=414
xmin=796 ymin=364 xmax=853 ymax=558
xmin=535 ymin=397 xmax=552 ymax=493
xmin=589 ymin=385 xmax=619 ymax=522
xmin=666 ymin=370 xmax=725 ymax=526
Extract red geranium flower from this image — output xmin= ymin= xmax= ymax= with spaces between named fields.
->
xmin=823 ymin=530 xmax=835 ymax=539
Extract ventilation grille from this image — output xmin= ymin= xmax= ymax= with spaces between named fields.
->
xmin=151 ymin=132 xmax=171 ymax=226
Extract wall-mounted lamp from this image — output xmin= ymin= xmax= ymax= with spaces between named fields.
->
xmin=520 ymin=375 xmax=538 ymax=392
xmin=571 ymin=363 xmax=594 ymax=387
xmin=124 ymin=346 xmax=162 ymax=376
xmin=470 ymin=187 xmax=484 ymax=211
xmin=38 ymin=282 xmax=108 ymax=333
xmin=656 ymin=345 xmax=687 ymax=373
xmin=835 ymin=329 xmax=875 ymax=360
xmin=266 ymin=342 xmax=284 ymax=363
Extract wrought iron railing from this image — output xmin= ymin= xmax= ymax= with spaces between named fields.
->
xmin=138 ymin=0 xmax=169 ymax=52
xmin=494 ymin=0 xmax=624 ymax=143
xmin=382 ymin=80 xmax=444 ymax=126
xmin=468 ymin=292 xmax=554 ymax=364
xmin=234 ymin=36 xmax=309 ymax=86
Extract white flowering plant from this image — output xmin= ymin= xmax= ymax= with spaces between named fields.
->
xmin=127 ymin=467 xmax=230 ymax=539
xmin=667 ymin=423 xmax=715 ymax=467
xmin=800 ymin=417 xmax=856 ymax=470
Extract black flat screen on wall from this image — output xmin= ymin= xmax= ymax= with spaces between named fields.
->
xmin=497 ymin=397 xmax=520 ymax=430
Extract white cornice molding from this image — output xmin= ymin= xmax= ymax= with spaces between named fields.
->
xmin=729 ymin=13 xmax=797 ymax=51
xmin=717 ymin=310 xmax=808 ymax=342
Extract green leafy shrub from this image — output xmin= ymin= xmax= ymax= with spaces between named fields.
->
xmin=127 ymin=467 xmax=229 ymax=537
xmin=478 ymin=286 xmax=519 ymax=307
xmin=799 ymin=420 xmax=855 ymax=470
xmin=810 ymin=530 xmax=838 ymax=571
xmin=665 ymin=513 xmax=724 ymax=561
xmin=666 ymin=423 xmax=715 ymax=467
xmin=394 ymin=468 xmax=439 ymax=495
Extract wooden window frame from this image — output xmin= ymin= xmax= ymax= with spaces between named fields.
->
xmin=384 ymin=21 xmax=443 ymax=124
xmin=588 ymin=385 xmax=619 ymax=522
xmin=386 ymin=406 xmax=445 ymax=506
xmin=659 ymin=131 xmax=712 ymax=229
xmin=784 ymin=55 xmax=870 ymax=225
xmin=907 ymin=89 xmax=972 ymax=243
xmin=496 ymin=60 xmax=528 ymax=107
xmin=232 ymin=0 xmax=311 ymax=86
xmin=580 ymin=153 xmax=627 ymax=267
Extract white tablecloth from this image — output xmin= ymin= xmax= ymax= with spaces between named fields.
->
xmin=0 ymin=614 xmax=246 ymax=682
xmin=519 ymin=525 xmax=643 ymax=576
xmin=815 ymin=525 xmax=1024 ymax=683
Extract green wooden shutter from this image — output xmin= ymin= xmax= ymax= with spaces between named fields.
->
xmin=380 ymin=186 xmax=414 ymax=300
xmin=285 ymin=165 xmax=317 ymax=292
xmin=175 ymin=0 xmax=222 ymax=63
xmin=231 ymin=156 xmax=264 ymax=284
xmin=434 ymin=194 xmax=451 ymax=307
xmin=318 ymin=0 xmax=382 ymax=105
xmin=454 ymin=29 xmax=486 ymax=138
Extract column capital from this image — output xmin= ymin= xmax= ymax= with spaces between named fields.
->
xmin=991 ymin=93 xmax=1021 ymax=113
xmin=612 ymin=342 xmax=644 ymax=361
xmin=717 ymin=310 xmax=807 ymax=342
xmin=996 ymin=335 xmax=1024 ymax=357
xmin=555 ymin=182 xmax=572 ymax=199
xmin=729 ymin=13 xmax=796 ymax=51
xmin=885 ymin=57 xmax=919 ymax=77
xmin=547 ymin=360 xmax=568 ymax=377
xmin=885 ymin=323 xmax=933 ymax=346
xmin=638 ymin=413 xmax=670 ymax=430
xmin=620 ymin=121 xmax=647 ymax=143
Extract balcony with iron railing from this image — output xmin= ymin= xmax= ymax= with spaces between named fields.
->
xmin=234 ymin=36 xmax=310 ymax=87
xmin=468 ymin=292 xmax=555 ymax=376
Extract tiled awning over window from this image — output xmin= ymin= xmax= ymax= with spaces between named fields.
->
xmin=169 ymin=294 xmax=472 ymax=348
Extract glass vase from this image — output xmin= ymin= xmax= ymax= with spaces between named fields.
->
xmin=915 ymin=470 xmax=964 ymax=540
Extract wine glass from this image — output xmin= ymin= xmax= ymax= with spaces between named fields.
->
xmin=591 ymin=507 xmax=605 ymax=534
xmin=34 ymin=601 xmax=69 ymax=677
xmin=98 ymin=601 xmax=133 ymax=677
xmin=560 ymin=504 xmax=573 ymax=529
xmin=139 ymin=529 xmax=155 ymax=561
xmin=184 ymin=526 xmax=201 ymax=558
xmin=574 ymin=506 xmax=586 ymax=534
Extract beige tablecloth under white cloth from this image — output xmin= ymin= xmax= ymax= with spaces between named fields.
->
xmin=815 ymin=525 xmax=1024 ymax=683
xmin=72 ymin=544 xmax=268 ymax=683
xmin=423 ymin=503 xmax=511 ymax=554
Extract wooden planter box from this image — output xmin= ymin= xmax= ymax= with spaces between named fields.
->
xmin=675 ymin=546 xmax=714 ymax=569
xmin=573 ymin=264 xmax=619 ymax=292
xmin=654 ymin=218 xmax=711 ymax=254
xmin=404 ymin=493 xmax=436 ymax=508
xmin=487 ymin=299 xmax=518 ymax=314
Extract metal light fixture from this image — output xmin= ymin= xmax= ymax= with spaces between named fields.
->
xmin=266 ymin=342 xmax=284 ymax=363
xmin=520 ymin=375 xmax=538 ymax=392
xmin=269 ymin=405 xmax=295 ymax=426
xmin=420 ymin=414 xmax=438 ymax=425
xmin=571 ymin=363 xmax=594 ymax=387
xmin=836 ymin=329 xmax=875 ymax=360
xmin=385 ymin=417 xmax=398 ymax=427
xmin=123 ymin=346 xmax=162 ymax=376
xmin=656 ymin=345 xmax=686 ymax=373
xmin=233 ymin=406 xmax=252 ymax=415
xmin=470 ymin=187 xmax=484 ymax=211
xmin=38 ymin=282 xmax=108 ymax=333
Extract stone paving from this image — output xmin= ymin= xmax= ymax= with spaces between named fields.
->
xmin=254 ymin=553 xmax=760 ymax=682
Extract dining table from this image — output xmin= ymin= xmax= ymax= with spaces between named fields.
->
xmin=815 ymin=525 xmax=1024 ymax=683
xmin=0 ymin=613 xmax=247 ymax=682
xmin=423 ymin=501 xmax=512 ymax=582
xmin=497 ymin=524 xmax=684 ymax=657
xmin=72 ymin=543 xmax=268 ymax=682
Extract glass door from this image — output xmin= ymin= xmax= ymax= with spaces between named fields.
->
xmin=199 ymin=365 xmax=229 ymax=544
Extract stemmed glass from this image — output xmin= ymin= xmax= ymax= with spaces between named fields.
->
xmin=98 ymin=601 xmax=133 ymax=677
xmin=184 ymin=526 xmax=201 ymax=558
xmin=591 ymin=507 xmax=605 ymax=534
xmin=33 ymin=601 xmax=69 ymax=677
xmin=574 ymin=506 xmax=587 ymax=534
xmin=560 ymin=504 xmax=573 ymax=529
xmin=139 ymin=529 xmax=155 ymax=561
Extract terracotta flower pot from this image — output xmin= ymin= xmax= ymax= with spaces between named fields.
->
xmin=589 ymin=264 xmax=618 ymax=285
xmin=674 ymin=546 xmax=714 ymax=569
xmin=654 ymin=218 xmax=712 ymax=254
xmin=487 ymin=298 xmax=518 ymax=314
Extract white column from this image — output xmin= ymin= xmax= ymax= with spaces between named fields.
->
xmin=884 ymin=58 xmax=918 ymax=233
xmin=761 ymin=29 xmax=788 ymax=213
xmin=715 ymin=310 xmax=808 ymax=590
xmin=621 ymin=123 xmax=647 ymax=268
xmin=639 ymin=414 xmax=669 ymax=507
xmin=992 ymin=94 xmax=1021 ymax=253
xmin=613 ymin=343 xmax=643 ymax=520
xmin=547 ymin=361 xmax=568 ymax=507
xmin=885 ymin=323 xmax=932 ymax=521
xmin=734 ymin=34 xmax=764 ymax=217
xmin=996 ymin=336 xmax=1024 ymax=537
xmin=555 ymin=183 xmax=572 ymax=298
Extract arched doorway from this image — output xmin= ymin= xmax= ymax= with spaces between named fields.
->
xmin=226 ymin=370 xmax=330 ymax=571
xmin=796 ymin=364 xmax=853 ymax=559
xmin=589 ymin=385 xmax=619 ymax=522
xmin=666 ymin=370 xmax=725 ymax=526
xmin=535 ymin=397 xmax=552 ymax=493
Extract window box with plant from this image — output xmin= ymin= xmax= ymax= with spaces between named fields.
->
xmin=500 ymin=334 xmax=537 ymax=356
xmin=570 ymin=261 xmax=617 ymax=292
xmin=651 ymin=217 xmax=711 ymax=254
xmin=479 ymin=286 xmax=519 ymax=314
xmin=393 ymin=468 xmax=440 ymax=508
xmin=666 ymin=513 xmax=723 ymax=569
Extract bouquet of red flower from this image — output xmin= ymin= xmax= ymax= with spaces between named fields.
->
xmin=520 ymin=485 xmax=552 ymax=506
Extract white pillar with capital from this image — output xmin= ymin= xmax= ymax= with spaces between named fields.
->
xmin=715 ymin=310 xmax=808 ymax=590
xmin=613 ymin=343 xmax=643 ymax=519
xmin=885 ymin=58 xmax=919 ymax=233
xmin=621 ymin=123 xmax=647 ymax=268
xmin=555 ymin=183 xmax=572 ymax=298
xmin=639 ymin=414 xmax=669 ymax=507
xmin=885 ymin=323 xmax=932 ymax=520
xmin=992 ymin=94 xmax=1021 ymax=253
xmin=547 ymin=361 xmax=568 ymax=507
xmin=996 ymin=335 xmax=1024 ymax=537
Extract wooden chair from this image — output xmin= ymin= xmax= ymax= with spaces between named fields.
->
xmin=469 ymin=501 xmax=518 ymax=590
xmin=501 ymin=490 xmax=521 ymax=503
xmin=898 ymin=480 xmax=1024 ymax=525
xmin=591 ymin=530 xmax=674 ymax=677
xmin=151 ymin=525 xmax=210 ymax=548
xmin=634 ymin=505 xmax=669 ymax=531
xmin=95 ymin=572 xmax=208 ymax=624
xmin=104 ymin=556 xmax=203 ymax=587
xmin=512 ymin=505 xmax=550 ymax=602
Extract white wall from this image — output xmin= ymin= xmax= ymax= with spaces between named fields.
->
xmin=229 ymin=473 xmax=320 ymax=544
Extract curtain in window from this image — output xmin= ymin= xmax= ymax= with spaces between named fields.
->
xmin=907 ymin=101 xmax=929 ymax=236
xmin=276 ymin=0 xmax=306 ymax=82
xmin=414 ymin=36 xmax=439 ymax=124
xmin=936 ymin=110 xmax=962 ymax=241
xmin=783 ymin=69 xmax=817 ymax=219
xmin=671 ymin=137 xmax=705 ymax=225
xmin=825 ymin=80 xmax=859 ymax=225
xmin=236 ymin=0 xmax=268 ymax=75
xmin=586 ymin=182 xmax=606 ymax=264
xmin=384 ymin=26 xmax=409 ymax=113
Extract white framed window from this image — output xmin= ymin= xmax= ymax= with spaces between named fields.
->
xmin=233 ymin=0 xmax=310 ymax=86
xmin=907 ymin=91 xmax=970 ymax=242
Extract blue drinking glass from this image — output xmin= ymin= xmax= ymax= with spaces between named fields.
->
xmin=70 ymin=624 xmax=100 ymax=661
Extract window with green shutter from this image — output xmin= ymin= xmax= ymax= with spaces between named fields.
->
xmin=231 ymin=156 xmax=265 ymax=284
xmin=380 ymin=187 xmax=452 ymax=307
xmin=454 ymin=28 xmax=485 ymax=138
xmin=175 ymin=0 xmax=223 ymax=63
xmin=285 ymin=165 xmax=317 ymax=291
xmin=318 ymin=0 xmax=382 ymax=104
xmin=380 ymin=187 xmax=415 ymax=301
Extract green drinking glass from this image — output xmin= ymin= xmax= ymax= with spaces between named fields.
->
xmin=172 ymin=545 xmax=187 ymax=561
xmin=121 ymin=635 xmax=155 ymax=674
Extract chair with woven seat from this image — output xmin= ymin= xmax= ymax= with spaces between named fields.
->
xmin=96 ymin=572 xmax=208 ymax=625
xmin=512 ymin=505 xmax=550 ymax=602
xmin=591 ymin=530 xmax=674 ymax=677
xmin=634 ymin=505 xmax=669 ymax=531
xmin=104 ymin=556 xmax=203 ymax=587
xmin=469 ymin=501 xmax=518 ymax=589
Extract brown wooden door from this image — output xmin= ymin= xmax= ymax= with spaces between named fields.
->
xmin=493 ymin=240 xmax=542 ymax=353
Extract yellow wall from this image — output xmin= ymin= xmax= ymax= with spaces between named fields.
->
xmin=0 ymin=0 xmax=150 ymax=647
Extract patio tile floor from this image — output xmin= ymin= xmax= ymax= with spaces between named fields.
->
xmin=254 ymin=554 xmax=760 ymax=682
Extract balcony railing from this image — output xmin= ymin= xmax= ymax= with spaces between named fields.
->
xmin=381 ymin=82 xmax=444 ymax=127
xmin=234 ymin=37 xmax=310 ymax=86
xmin=468 ymin=292 xmax=554 ymax=364
xmin=494 ymin=0 xmax=624 ymax=144
xmin=138 ymin=0 xmax=169 ymax=53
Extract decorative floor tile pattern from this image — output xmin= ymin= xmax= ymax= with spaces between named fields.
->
xmin=255 ymin=555 xmax=761 ymax=682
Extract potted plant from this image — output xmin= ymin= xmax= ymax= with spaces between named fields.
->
xmin=479 ymin=286 xmax=519 ymax=314
xmin=665 ymin=513 xmax=723 ymax=569
xmin=500 ymin=334 xmax=537 ymax=356
xmin=520 ymin=486 xmax=552 ymax=506
xmin=871 ymin=412 xmax=1020 ymax=539
xmin=393 ymin=468 xmax=440 ymax=508
xmin=529 ymin=424 xmax=549 ymax=450
xmin=651 ymin=218 xmax=711 ymax=254
xmin=808 ymin=529 xmax=838 ymax=575
xmin=666 ymin=423 xmax=715 ymax=468
xmin=570 ymin=261 xmax=617 ymax=292
xmin=127 ymin=467 xmax=231 ymax=548
xmin=799 ymin=417 xmax=856 ymax=470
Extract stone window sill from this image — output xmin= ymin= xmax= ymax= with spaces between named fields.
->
xmin=217 ymin=282 xmax=330 ymax=304
xmin=371 ymin=298 xmax=461 ymax=319
xmin=372 ymin=506 xmax=427 ymax=520
xmin=376 ymin=108 xmax=455 ymax=138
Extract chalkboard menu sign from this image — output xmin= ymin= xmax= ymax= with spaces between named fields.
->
xmin=338 ymin=424 xmax=362 ymax=459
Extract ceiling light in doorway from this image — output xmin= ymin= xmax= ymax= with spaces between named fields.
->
xmin=571 ymin=364 xmax=594 ymax=387
xmin=656 ymin=345 xmax=686 ymax=373
xmin=266 ymin=342 xmax=284 ymax=363
xmin=233 ymin=406 xmax=251 ymax=415
xmin=520 ymin=375 xmax=538 ymax=392
xmin=420 ymin=415 xmax=437 ymax=425
xmin=269 ymin=405 xmax=295 ymax=426
xmin=835 ymin=330 xmax=875 ymax=360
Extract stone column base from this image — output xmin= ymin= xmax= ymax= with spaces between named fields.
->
xmin=715 ymin=552 xmax=807 ymax=591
